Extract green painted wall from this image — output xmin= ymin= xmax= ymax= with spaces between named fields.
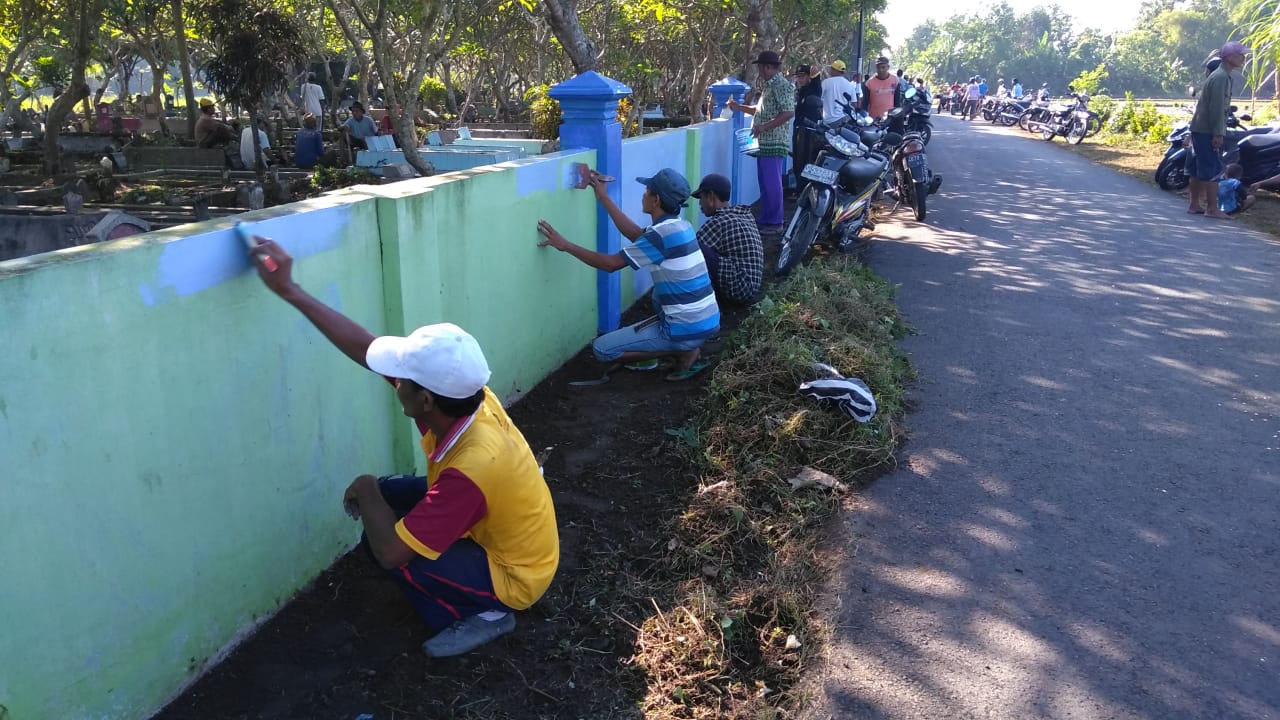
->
xmin=0 ymin=151 xmax=597 ymax=719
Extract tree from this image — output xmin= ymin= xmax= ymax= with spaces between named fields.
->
xmin=540 ymin=0 xmax=597 ymax=73
xmin=199 ymin=0 xmax=311 ymax=176
xmin=42 ymin=0 xmax=105 ymax=175
xmin=1238 ymin=0 xmax=1280 ymax=108
xmin=171 ymin=0 xmax=198 ymax=136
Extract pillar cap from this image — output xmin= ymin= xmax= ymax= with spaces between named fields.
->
xmin=548 ymin=71 xmax=632 ymax=102
xmin=709 ymin=77 xmax=751 ymax=93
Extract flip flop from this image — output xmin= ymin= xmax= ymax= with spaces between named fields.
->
xmin=624 ymin=359 xmax=661 ymax=371
xmin=664 ymin=360 xmax=710 ymax=382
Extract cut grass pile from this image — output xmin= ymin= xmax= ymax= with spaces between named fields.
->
xmin=629 ymin=258 xmax=915 ymax=718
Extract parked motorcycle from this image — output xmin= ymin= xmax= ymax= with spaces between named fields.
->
xmin=776 ymin=116 xmax=892 ymax=274
xmin=904 ymin=87 xmax=933 ymax=145
xmin=1229 ymin=131 xmax=1280 ymax=186
xmin=1038 ymin=93 xmax=1092 ymax=144
xmin=1155 ymin=107 xmax=1264 ymax=191
xmin=949 ymin=90 xmax=964 ymax=116
xmin=994 ymin=97 xmax=1035 ymax=126
xmin=886 ymin=93 xmax=943 ymax=220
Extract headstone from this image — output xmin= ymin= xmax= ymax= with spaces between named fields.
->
xmin=85 ymin=210 xmax=151 ymax=242
xmin=63 ymin=191 xmax=84 ymax=214
xmin=193 ymin=195 xmax=211 ymax=222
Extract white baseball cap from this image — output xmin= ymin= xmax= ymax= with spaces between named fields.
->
xmin=366 ymin=323 xmax=491 ymax=399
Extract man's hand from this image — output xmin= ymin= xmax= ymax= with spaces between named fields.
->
xmin=343 ymin=474 xmax=378 ymax=519
xmin=248 ymin=237 xmax=298 ymax=297
xmin=586 ymin=170 xmax=611 ymax=202
xmin=751 ymin=122 xmax=766 ymax=138
xmin=537 ymin=219 xmax=570 ymax=251
xmin=1213 ymin=134 xmax=1224 ymax=149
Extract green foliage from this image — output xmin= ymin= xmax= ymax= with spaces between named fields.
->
xmin=198 ymin=0 xmax=310 ymax=113
xmin=1105 ymin=93 xmax=1170 ymax=143
xmin=418 ymin=76 xmax=449 ymax=113
xmin=32 ymin=55 xmax=70 ymax=93
xmin=1089 ymin=93 xmax=1115 ymax=123
xmin=312 ymin=164 xmax=374 ymax=189
xmin=524 ymin=83 xmax=561 ymax=140
xmin=1070 ymin=63 xmax=1109 ymax=96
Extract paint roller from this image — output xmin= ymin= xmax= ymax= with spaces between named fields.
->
xmin=236 ymin=222 xmax=278 ymax=272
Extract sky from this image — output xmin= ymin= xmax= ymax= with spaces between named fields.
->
xmin=878 ymin=0 xmax=1144 ymax=51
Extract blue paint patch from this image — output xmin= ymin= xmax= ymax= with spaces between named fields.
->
xmin=515 ymin=158 xmax=572 ymax=197
xmin=137 ymin=207 xmax=352 ymax=305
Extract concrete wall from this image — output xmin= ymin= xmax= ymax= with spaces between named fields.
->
xmin=0 ymin=150 xmax=596 ymax=720
xmin=0 ymin=113 xmax=747 ymax=720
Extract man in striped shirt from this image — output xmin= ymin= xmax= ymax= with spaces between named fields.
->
xmin=537 ymin=167 xmax=720 ymax=381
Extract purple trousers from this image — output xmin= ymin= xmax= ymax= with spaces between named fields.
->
xmin=756 ymin=155 xmax=786 ymax=226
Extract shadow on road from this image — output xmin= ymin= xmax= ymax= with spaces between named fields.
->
xmin=806 ymin=115 xmax=1280 ymax=719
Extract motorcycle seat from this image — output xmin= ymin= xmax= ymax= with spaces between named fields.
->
xmin=1239 ymin=133 xmax=1280 ymax=150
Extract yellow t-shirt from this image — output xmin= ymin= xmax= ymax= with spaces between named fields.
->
xmin=393 ymin=388 xmax=559 ymax=609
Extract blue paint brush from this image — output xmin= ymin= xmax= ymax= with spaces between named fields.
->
xmin=236 ymin=222 xmax=277 ymax=272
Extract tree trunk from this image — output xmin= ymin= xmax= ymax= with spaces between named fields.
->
xmin=539 ymin=0 xmax=596 ymax=73
xmin=171 ymin=0 xmax=198 ymax=136
xmin=44 ymin=0 xmax=101 ymax=175
xmin=142 ymin=50 xmax=171 ymax=136
xmin=442 ymin=60 xmax=458 ymax=115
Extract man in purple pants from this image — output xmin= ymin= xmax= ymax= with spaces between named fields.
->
xmin=728 ymin=50 xmax=795 ymax=235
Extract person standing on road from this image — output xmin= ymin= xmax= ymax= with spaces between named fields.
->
xmin=793 ymin=64 xmax=824 ymax=177
xmin=865 ymin=56 xmax=901 ymax=119
xmin=244 ymin=239 xmax=560 ymax=659
xmin=727 ymin=50 xmax=795 ymax=235
xmin=821 ymin=59 xmax=859 ymax=124
xmin=1188 ymin=40 xmax=1251 ymax=219
xmin=1011 ymin=78 xmax=1024 ymax=100
xmin=964 ymin=77 xmax=982 ymax=120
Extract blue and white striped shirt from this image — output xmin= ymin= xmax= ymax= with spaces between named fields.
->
xmin=622 ymin=216 xmax=720 ymax=341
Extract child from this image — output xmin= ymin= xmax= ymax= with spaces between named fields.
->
xmin=1219 ymin=163 xmax=1256 ymax=215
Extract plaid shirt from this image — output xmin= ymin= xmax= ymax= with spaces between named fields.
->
xmin=697 ymin=205 xmax=763 ymax=303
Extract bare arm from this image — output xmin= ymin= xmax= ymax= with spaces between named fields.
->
xmin=250 ymin=237 xmax=376 ymax=369
xmin=345 ymin=475 xmax=416 ymax=569
xmin=586 ymin=174 xmax=645 ymax=240
xmin=727 ymin=98 xmax=757 ymax=116
xmin=537 ymin=220 xmax=629 ymax=271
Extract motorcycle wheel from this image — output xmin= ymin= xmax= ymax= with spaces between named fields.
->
xmin=1085 ymin=113 xmax=1103 ymax=137
xmin=919 ymin=124 xmax=932 ymax=145
xmin=1042 ymin=123 xmax=1056 ymax=141
xmin=1068 ymin=118 xmax=1087 ymax=145
xmin=913 ymin=180 xmax=928 ymax=221
xmin=1018 ymin=109 xmax=1035 ymax=132
xmin=1000 ymin=113 xmax=1018 ymax=126
xmin=776 ymin=211 xmax=820 ymax=276
xmin=1155 ymin=158 xmax=1190 ymax=191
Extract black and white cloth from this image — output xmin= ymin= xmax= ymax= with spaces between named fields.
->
xmin=799 ymin=363 xmax=877 ymax=423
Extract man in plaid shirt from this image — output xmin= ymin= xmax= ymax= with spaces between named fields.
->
xmin=692 ymin=174 xmax=763 ymax=305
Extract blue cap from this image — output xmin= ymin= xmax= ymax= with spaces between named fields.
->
xmin=636 ymin=168 xmax=691 ymax=210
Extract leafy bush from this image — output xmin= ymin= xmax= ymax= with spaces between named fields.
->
xmin=524 ymin=84 xmax=562 ymax=140
xmin=1089 ymin=94 xmax=1115 ymax=124
xmin=418 ymin=76 xmax=449 ymax=114
xmin=1070 ymin=63 xmax=1109 ymax=96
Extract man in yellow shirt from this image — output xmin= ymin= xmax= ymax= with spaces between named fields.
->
xmin=248 ymin=237 xmax=559 ymax=658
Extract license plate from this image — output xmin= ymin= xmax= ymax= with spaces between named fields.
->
xmin=801 ymin=164 xmax=838 ymax=185
xmin=906 ymin=154 xmax=926 ymax=175
xmin=1076 ymin=110 xmax=1091 ymax=118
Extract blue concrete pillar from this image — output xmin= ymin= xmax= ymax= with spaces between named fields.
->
xmin=549 ymin=71 xmax=632 ymax=334
xmin=709 ymin=76 xmax=751 ymax=205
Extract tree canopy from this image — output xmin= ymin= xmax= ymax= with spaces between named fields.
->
xmin=894 ymin=0 xmax=1252 ymax=98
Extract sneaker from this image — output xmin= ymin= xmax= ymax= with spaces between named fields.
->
xmin=422 ymin=613 xmax=516 ymax=658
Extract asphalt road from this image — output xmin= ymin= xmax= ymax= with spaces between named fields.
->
xmin=802 ymin=115 xmax=1280 ymax=719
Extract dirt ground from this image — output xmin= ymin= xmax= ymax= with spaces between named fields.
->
xmin=154 ymin=300 xmax=757 ymax=720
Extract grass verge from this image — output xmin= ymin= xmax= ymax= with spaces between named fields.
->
xmin=1062 ymin=132 xmax=1280 ymax=238
xmin=629 ymin=258 xmax=915 ymax=718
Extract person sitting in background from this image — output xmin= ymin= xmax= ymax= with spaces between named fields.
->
xmin=341 ymin=101 xmax=379 ymax=151
xmin=294 ymin=114 xmax=328 ymax=169
xmin=238 ymin=117 xmax=273 ymax=171
xmin=1219 ymin=163 xmax=1256 ymax=215
xmin=194 ymin=98 xmax=236 ymax=148
xmin=691 ymin=173 xmax=763 ymax=306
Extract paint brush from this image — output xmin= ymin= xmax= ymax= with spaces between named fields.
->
xmin=236 ymin=222 xmax=277 ymax=272
xmin=574 ymin=162 xmax=615 ymax=188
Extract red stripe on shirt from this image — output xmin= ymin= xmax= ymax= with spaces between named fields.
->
xmin=399 ymin=468 xmax=488 ymax=556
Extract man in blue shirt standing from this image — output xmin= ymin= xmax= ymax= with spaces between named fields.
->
xmin=536 ymin=168 xmax=720 ymax=381
xmin=1011 ymin=78 xmax=1024 ymax=100
xmin=978 ymin=76 xmax=989 ymax=99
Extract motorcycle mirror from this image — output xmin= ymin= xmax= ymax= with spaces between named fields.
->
xmin=1229 ymin=105 xmax=1238 ymax=113
xmin=1240 ymin=114 xmax=1253 ymax=122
